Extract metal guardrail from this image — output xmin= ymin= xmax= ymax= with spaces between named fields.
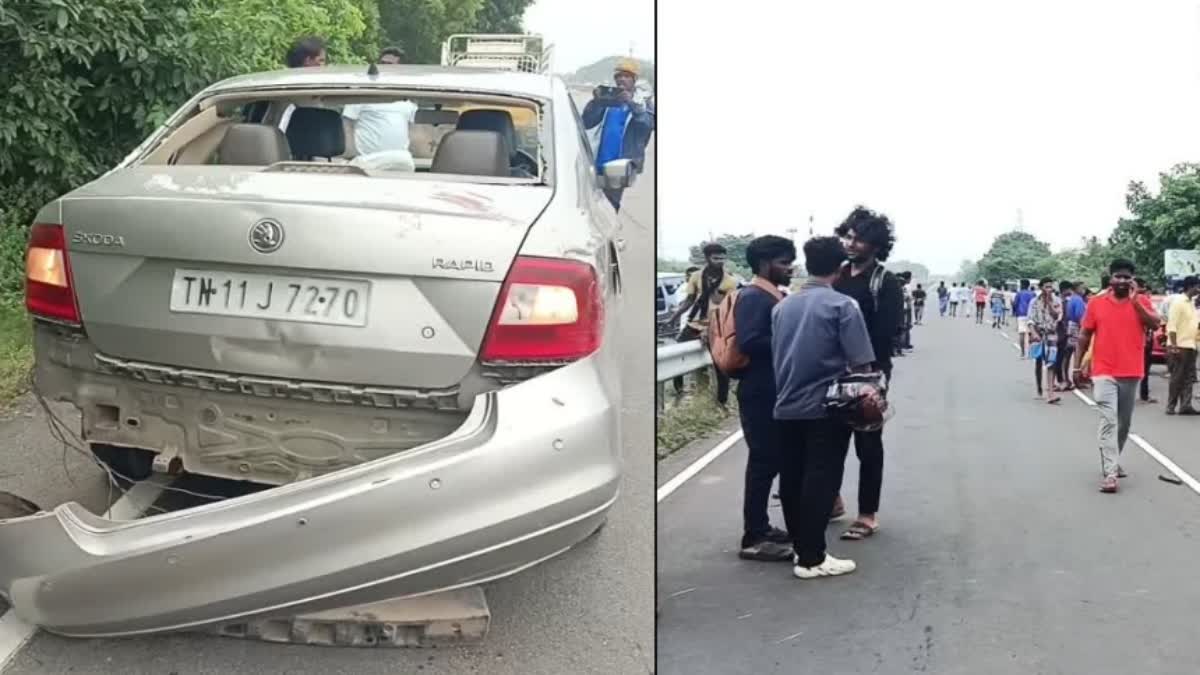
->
xmin=655 ymin=341 xmax=714 ymax=415
xmin=656 ymin=340 xmax=711 ymax=382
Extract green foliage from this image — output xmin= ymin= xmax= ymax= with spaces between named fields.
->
xmin=376 ymin=0 xmax=534 ymax=65
xmin=1 ymin=0 xmax=378 ymax=195
xmin=1108 ymin=163 xmax=1200 ymax=283
xmin=474 ymin=0 xmax=534 ymax=33
xmin=379 ymin=0 xmax=482 ymax=64
xmin=0 ymin=300 xmax=33 ymax=405
xmin=1048 ymin=236 xmax=1113 ymax=288
xmin=976 ymin=231 xmax=1057 ymax=285
xmin=0 ymin=0 xmax=380 ymax=295
xmin=656 ymin=382 xmax=736 ymax=458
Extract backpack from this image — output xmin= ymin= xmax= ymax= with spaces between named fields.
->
xmin=708 ymin=278 xmax=784 ymax=377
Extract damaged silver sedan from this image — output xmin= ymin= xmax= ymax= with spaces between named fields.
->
xmin=0 ymin=65 xmax=633 ymax=637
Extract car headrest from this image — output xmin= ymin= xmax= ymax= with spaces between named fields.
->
xmin=456 ymin=109 xmax=517 ymax=149
xmin=431 ymin=131 xmax=510 ymax=177
xmin=286 ymin=107 xmax=345 ymax=160
xmin=217 ymin=124 xmax=292 ymax=165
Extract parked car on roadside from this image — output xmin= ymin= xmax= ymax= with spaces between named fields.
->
xmin=656 ymin=272 xmax=685 ymax=337
xmin=3 ymin=64 xmax=635 ymax=637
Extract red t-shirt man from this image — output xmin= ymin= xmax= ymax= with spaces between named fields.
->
xmin=1080 ymin=292 xmax=1155 ymax=378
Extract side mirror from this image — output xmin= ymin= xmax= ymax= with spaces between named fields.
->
xmin=599 ymin=159 xmax=636 ymax=191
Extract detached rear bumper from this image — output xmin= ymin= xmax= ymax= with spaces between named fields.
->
xmin=0 ymin=357 xmax=620 ymax=637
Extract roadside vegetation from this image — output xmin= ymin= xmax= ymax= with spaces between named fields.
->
xmin=656 ymin=381 xmax=737 ymax=459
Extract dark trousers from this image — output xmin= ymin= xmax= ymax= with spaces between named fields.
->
xmin=777 ymin=417 xmax=853 ymax=567
xmin=851 ymin=429 xmax=884 ymax=515
xmin=1054 ymin=342 xmax=1075 ymax=385
xmin=603 ymin=188 xmax=623 ymax=212
xmin=673 ymin=326 xmax=730 ymax=404
xmin=738 ymin=395 xmax=782 ymax=547
xmin=1140 ymin=339 xmax=1154 ymax=401
xmin=844 ymin=363 xmax=890 ymax=514
xmin=1168 ymin=347 xmax=1198 ymax=411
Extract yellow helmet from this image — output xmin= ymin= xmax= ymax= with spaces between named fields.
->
xmin=614 ymin=58 xmax=640 ymax=78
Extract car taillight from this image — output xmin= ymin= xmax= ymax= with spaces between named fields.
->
xmin=26 ymin=223 xmax=81 ymax=324
xmin=481 ymin=256 xmax=603 ymax=362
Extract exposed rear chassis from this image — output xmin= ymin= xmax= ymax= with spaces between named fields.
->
xmin=0 ymin=356 xmax=620 ymax=637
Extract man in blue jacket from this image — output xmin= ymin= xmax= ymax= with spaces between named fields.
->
xmin=582 ymin=59 xmax=655 ymax=212
xmin=1013 ymin=279 xmax=1037 ymax=358
xmin=733 ymin=235 xmax=795 ymax=561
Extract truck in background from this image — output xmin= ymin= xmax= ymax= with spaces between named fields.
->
xmin=440 ymin=34 xmax=553 ymax=73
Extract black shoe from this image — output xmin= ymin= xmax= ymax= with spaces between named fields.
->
xmin=738 ymin=540 xmax=793 ymax=562
xmin=764 ymin=526 xmax=791 ymax=544
xmin=1179 ymin=408 xmax=1200 ymax=416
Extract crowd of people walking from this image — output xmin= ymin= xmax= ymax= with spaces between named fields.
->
xmin=935 ymin=265 xmax=1200 ymax=494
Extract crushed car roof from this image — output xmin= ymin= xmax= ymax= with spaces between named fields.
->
xmin=204 ymin=65 xmax=558 ymax=99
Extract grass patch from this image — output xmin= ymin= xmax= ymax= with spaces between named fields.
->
xmin=656 ymin=383 xmax=738 ymax=459
xmin=0 ymin=300 xmax=32 ymax=406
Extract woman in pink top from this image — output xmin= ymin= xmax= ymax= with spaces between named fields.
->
xmin=973 ymin=280 xmax=989 ymax=324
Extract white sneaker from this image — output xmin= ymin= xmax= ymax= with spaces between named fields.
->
xmin=793 ymin=553 xmax=857 ymax=579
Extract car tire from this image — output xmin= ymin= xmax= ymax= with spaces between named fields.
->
xmin=91 ymin=444 xmax=155 ymax=482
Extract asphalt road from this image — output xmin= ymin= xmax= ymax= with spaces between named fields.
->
xmin=657 ymin=312 xmax=1200 ymax=675
xmin=0 ymin=150 xmax=655 ymax=672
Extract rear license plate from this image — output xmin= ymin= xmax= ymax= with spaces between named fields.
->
xmin=169 ymin=269 xmax=370 ymax=326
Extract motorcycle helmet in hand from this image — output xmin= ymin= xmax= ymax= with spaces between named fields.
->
xmin=823 ymin=371 xmax=893 ymax=432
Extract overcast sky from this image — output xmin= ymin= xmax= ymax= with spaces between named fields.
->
xmin=524 ymin=0 xmax=655 ymax=73
xmin=658 ymin=1 xmax=1200 ymax=274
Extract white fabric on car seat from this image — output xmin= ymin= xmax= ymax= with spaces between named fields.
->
xmin=351 ymin=150 xmax=416 ymax=172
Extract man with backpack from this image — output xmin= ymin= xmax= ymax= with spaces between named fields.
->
xmin=831 ymin=207 xmax=904 ymax=541
xmin=709 ymin=236 xmax=795 ymax=561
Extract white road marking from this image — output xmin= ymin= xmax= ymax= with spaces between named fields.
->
xmin=668 ymin=588 xmax=697 ymax=599
xmin=1069 ymin=389 xmax=1200 ymax=495
xmin=774 ymin=631 xmax=804 ymax=644
xmin=657 ymin=430 xmax=744 ymax=503
xmin=0 ymin=477 xmax=169 ymax=669
xmin=1072 ymin=389 xmax=1095 ymax=406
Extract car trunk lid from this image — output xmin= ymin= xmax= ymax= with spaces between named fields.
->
xmin=58 ymin=166 xmax=552 ymax=390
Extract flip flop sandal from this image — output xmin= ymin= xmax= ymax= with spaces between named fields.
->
xmin=1046 ymin=396 xmax=1062 ymax=404
xmin=829 ymin=505 xmax=846 ymax=521
xmin=840 ymin=521 xmax=879 ymax=541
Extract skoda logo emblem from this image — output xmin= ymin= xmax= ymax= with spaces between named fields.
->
xmin=249 ymin=219 xmax=284 ymax=253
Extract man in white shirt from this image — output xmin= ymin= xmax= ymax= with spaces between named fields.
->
xmin=342 ymin=100 xmax=418 ymax=157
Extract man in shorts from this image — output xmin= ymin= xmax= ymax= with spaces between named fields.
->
xmin=1013 ymin=279 xmax=1036 ymax=357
